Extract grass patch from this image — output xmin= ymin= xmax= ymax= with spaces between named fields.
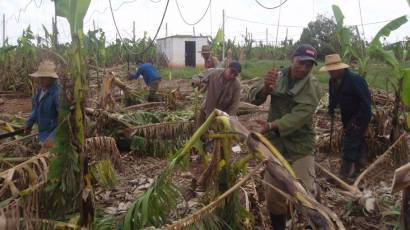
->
xmin=159 ymin=66 xmax=204 ymax=80
xmin=158 ymin=59 xmax=408 ymax=91
xmin=240 ymin=59 xmax=291 ymax=80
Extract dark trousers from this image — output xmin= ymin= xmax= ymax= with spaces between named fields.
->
xmin=342 ymin=129 xmax=366 ymax=163
xmin=147 ymin=80 xmax=161 ymax=102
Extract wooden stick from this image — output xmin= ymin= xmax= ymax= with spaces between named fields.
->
xmin=121 ymin=102 xmax=165 ymax=112
xmin=353 ymin=132 xmax=406 ymax=188
xmin=315 ymin=162 xmax=360 ymax=196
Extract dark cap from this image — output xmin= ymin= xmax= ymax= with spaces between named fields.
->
xmin=228 ymin=61 xmax=242 ymax=73
xmin=292 ymin=44 xmax=318 ymax=65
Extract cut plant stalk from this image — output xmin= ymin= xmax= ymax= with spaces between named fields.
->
xmin=124 ymin=110 xmax=344 ymax=229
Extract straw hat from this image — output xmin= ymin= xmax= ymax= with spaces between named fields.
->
xmin=198 ymin=45 xmax=211 ymax=54
xmin=319 ymin=54 xmax=350 ymax=72
xmin=29 ymin=60 xmax=59 ymax=78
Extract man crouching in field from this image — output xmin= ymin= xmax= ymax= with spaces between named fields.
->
xmin=22 ymin=60 xmax=59 ymax=152
xmin=249 ymin=44 xmax=321 ymax=230
xmin=193 ymin=61 xmax=242 ymax=126
xmin=128 ymin=60 xmax=162 ymax=102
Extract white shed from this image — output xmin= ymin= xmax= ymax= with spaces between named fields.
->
xmin=156 ymin=35 xmax=209 ymax=68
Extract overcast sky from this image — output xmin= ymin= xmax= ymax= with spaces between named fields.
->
xmin=1 ymin=0 xmax=409 ymax=46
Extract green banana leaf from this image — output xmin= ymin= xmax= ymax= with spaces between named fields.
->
xmin=331 ymin=5 xmax=344 ymax=26
xmin=215 ymin=28 xmax=224 ymax=44
xmin=402 ymin=68 xmax=410 ymax=105
xmin=370 ymin=15 xmax=408 ymax=47
xmin=368 ymin=46 xmax=400 ymax=73
xmin=52 ymin=0 xmax=91 ymax=34
xmin=332 ymin=5 xmax=351 ymax=62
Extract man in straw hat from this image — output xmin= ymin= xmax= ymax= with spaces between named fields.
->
xmin=320 ymin=54 xmax=371 ymax=179
xmin=199 ymin=45 xmax=220 ymax=69
xmin=22 ymin=60 xmax=59 ymax=150
xmin=249 ymin=44 xmax=321 ymax=230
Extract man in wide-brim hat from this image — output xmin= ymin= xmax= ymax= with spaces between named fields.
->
xmin=199 ymin=45 xmax=220 ymax=69
xmin=22 ymin=60 xmax=60 ymax=150
xmin=320 ymin=54 xmax=372 ymax=179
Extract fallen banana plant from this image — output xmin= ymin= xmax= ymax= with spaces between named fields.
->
xmin=99 ymin=72 xmax=120 ymax=111
xmin=85 ymin=107 xmax=136 ymax=129
xmin=109 ymin=72 xmax=147 ymax=105
xmin=0 ymin=197 xmax=88 ymax=230
xmin=129 ymin=121 xmax=196 ymax=157
xmin=0 ymin=135 xmax=123 ymax=227
xmin=130 ymin=121 xmax=195 ymax=140
xmin=229 ymin=118 xmax=345 ymax=229
xmin=86 ymin=136 xmax=121 ymax=168
xmin=0 ymin=133 xmax=38 ymax=151
xmin=123 ymin=109 xmax=344 ymax=229
xmin=0 ymin=152 xmax=50 ymax=200
xmin=315 ymin=132 xmax=408 ymax=215
xmin=164 ymin=162 xmax=266 ymax=230
xmin=121 ymin=102 xmax=165 ymax=112
xmin=0 ymin=181 xmax=47 ymax=230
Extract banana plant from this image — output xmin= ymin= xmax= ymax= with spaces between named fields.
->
xmin=123 ymin=110 xmax=345 ymax=229
xmin=332 ymin=5 xmax=407 ymax=78
xmin=402 ymin=69 xmax=410 ymax=128
xmin=84 ymin=28 xmax=108 ymax=67
xmin=51 ymin=0 xmax=93 ymax=227
xmin=365 ymin=16 xmax=409 ymax=138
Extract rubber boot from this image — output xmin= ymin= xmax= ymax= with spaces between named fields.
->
xmin=270 ymin=214 xmax=286 ymax=230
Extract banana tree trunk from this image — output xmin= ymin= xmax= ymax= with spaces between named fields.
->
xmin=402 ymin=188 xmax=410 ymax=230
xmin=71 ymin=33 xmax=94 ymax=227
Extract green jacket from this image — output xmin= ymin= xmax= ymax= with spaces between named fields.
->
xmin=249 ymin=68 xmax=321 ymax=162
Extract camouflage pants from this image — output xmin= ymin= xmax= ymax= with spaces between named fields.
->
xmin=265 ymin=155 xmax=316 ymax=215
xmin=148 ymin=80 xmax=161 ymax=102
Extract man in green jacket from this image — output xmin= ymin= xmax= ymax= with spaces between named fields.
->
xmin=249 ymin=44 xmax=321 ymax=230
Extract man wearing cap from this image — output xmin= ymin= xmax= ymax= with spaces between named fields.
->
xmin=249 ymin=44 xmax=321 ymax=230
xmin=196 ymin=61 xmax=242 ymax=126
xmin=22 ymin=60 xmax=59 ymax=150
xmin=320 ymin=54 xmax=371 ymax=178
xmin=128 ymin=60 xmax=162 ymax=102
xmin=199 ymin=45 xmax=220 ymax=69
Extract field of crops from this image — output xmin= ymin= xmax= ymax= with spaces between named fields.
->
xmin=0 ymin=0 xmax=410 ymax=229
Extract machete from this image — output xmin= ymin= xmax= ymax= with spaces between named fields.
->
xmin=0 ymin=129 xmax=25 ymax=140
